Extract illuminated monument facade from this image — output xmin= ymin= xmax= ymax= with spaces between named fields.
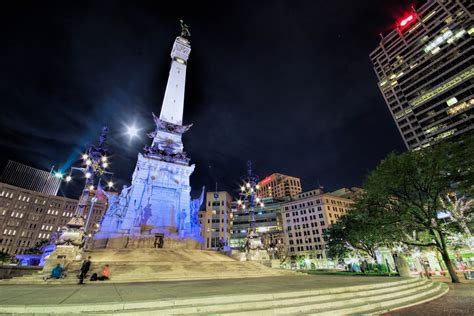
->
xmin=94 ymin=22 xmax=204 ymax=249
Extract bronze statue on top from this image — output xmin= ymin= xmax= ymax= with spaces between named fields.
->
xmin=180 ymin=20 xmax=191 ymax=38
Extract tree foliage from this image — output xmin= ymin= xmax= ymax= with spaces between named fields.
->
xmin=0 ymin=251 xmax=12 ymax=263
xmin=327 ymin=134 xmax=473 ymax=283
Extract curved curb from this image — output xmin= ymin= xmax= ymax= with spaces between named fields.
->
xmin=374 ymin=282 xmax=450 ymax=315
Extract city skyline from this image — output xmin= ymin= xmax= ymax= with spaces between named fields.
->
xmin=0 ymin=0 xmax=417 ymax=198
xmin=0 ymin=1 xmax=471 ymax=312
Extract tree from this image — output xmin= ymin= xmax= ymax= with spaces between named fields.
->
xmin=325 ymin=195 xmax=402 ymax=261
xmin=0 ymin=251 xmax=12 ymax=263
xmin=325 ymin=221 xmax=351 ymax=260
xmin=440 ymin=194 xmax=474 ymax=250
xmin=360 ymin=135 xmax=473 ymax=283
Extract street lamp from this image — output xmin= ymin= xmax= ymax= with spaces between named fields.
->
xmin=60 ymin=126 xmax=113 ymax=249
xmin=236 ymin=161 xmax=268 ymax=261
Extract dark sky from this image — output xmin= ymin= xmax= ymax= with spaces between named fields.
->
xmin=0 ymin=0 xmax=419 ymax=199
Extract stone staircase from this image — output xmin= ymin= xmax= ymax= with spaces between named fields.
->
xmin=90 ymin=278 xmax=448 ymax=315
xmin=1 ymin=249 xmax=293 ymax=284
xmin=0 ymin=277 xmax=448 ymax=315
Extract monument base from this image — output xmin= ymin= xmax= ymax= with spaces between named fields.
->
xmin=91 ymin=232 xmax=201 ymax=250
xmin=43 ymin=245 xmax=83 ymax=275
xmin=243 ymin=236 xmax=270 ymax=261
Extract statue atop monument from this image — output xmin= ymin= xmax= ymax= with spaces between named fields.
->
xmin=180 ymin=20 xmax=190 ymax=38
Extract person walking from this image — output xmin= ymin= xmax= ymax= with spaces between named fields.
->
xmin=78 ymin=256 xmax=92 ymax=284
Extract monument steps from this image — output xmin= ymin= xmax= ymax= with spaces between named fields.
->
xmin=109 ymin=278 xmax=438 ymax=315
xmin=310 ymin=281 xmax=448 ymax=316
xmin=1 ymin=249 xmax=293 ymax=284
xmin=238 ymin=280 xmax=443 ymax=315
xmin=6 ymin=278 xmax=446 ymax=315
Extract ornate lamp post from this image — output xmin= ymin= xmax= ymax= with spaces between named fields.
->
xmin=42 ymin=127 xmax=113 ymax=271
xmin=60 ymin=126 xmax=113 ymax=247
xmin=236 ymin=161 xmax=269 ymax=261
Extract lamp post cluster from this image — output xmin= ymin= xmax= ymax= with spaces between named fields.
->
xmin=235 ymin=161 xmax=271 ymax=262
xmin=61 ymin=126 xmax=114 ymax=240
xmin=237 ymin=161 xmax=264 ymax=240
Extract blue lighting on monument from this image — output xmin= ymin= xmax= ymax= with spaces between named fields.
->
xmin=93 ymin=27 xmax=206 ymax=248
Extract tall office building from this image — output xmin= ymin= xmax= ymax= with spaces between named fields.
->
xmin=0 ymin=183 xmax=107 ymax=256
xmin=257 ymin=173 xmax=302 ymax=198
xmin=370 ymin=0 xmax=473 ymax=150
xmin=200 ymin=191 xmax=233 ymax=250
xmin=1 ymin=161 xmax=61 ymax=196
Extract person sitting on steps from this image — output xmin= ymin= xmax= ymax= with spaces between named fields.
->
xmin=44 ymin=264 xmax=65 ymax=281
xmin=98 ymin=264 xmax=110 ymax=281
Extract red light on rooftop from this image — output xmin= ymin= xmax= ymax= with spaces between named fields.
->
xmin=399 ymin=14 xmax=415 ymax=28
xmin=260 ymin=176 xmax=272 ymax=185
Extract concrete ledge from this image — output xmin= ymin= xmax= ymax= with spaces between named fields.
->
xmin=0 ymin=265 xmax=41 ymax=279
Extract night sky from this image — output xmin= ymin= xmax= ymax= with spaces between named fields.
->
xmin=0 ymin=0 xmax=419 ymax=199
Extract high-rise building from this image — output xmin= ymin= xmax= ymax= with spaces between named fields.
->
xmin=370 ymin=0 xmax=473 ymax=150
xmin=1 ymin=161 xmax=61 ymax=196
xmin=282 ymin=188 xmax=360 ymax=259
xmin=200 ymin=191 xmax=232 ymax=249
xmin=257 ymin=173 xmax=302 ymax=198
xmin=230 ymin=196 xmax=288 ymax=249
xmin=0 ymin=182 xmax=107 ymax=256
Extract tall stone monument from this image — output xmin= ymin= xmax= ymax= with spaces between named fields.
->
xmin=93 ymin=21 xmax=204 ymax=249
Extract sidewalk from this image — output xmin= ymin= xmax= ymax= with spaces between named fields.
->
xmin=383 ymin=277 xmax=474 ymax=316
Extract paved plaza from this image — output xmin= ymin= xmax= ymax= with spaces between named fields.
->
xmin=384 ymin=278 xmax=474 ymax=316
xmin=0 ymin=275 xmax=400 ymax=306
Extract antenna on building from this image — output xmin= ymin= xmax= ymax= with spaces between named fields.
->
xmin=215 ymin=182 xmax=218 ymax=192
xmin=379 ymin=32 xmax=384 ymax=40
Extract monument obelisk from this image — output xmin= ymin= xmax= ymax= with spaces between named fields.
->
xmin=94 ymin=21 xmax=204 ymax=249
